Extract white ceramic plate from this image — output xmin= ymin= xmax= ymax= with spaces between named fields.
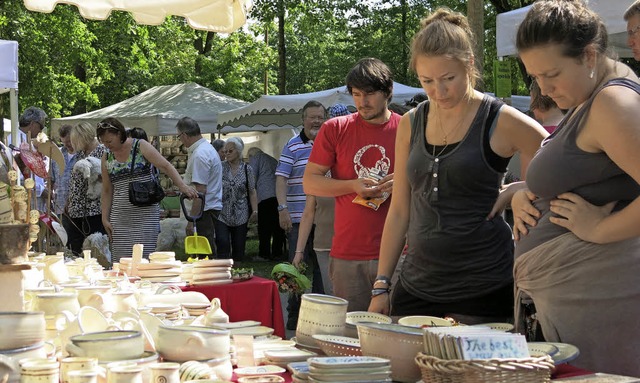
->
xmin=527 ymin=342 xmax=560 ymax=358
xmin=264 ymin=348 xmax=317 ymax=363
xmin=308 ymin=356 xmax=390 ymax=369
xmin=212 ymin=320 xmax=261 ymax=329
xmin=192 ymin=259 xmax=234 ymax=268
xmin=136 ymin=262 xmax=179 ymax=270
xmin=397 ymin=315 xmax=453 ymax=328
xmin=136 ymin=268 xmax=182 ymax=277
xmin=237 ymin=376 xmax=285 ymax=383
xmin=473 ymin=322 xmax=514 ymax=332
xmin=190 ymin=279 xmax=233 ymax=286
xmin=228 ymin=326 xmax=274 ymax=337
xmin=234 ymin=365 xmax=286 ymax=377
xmin=192 ymin=266 xmax=232 ymax=274
xmin=191 ymin=271 xmax=232 ymax=281
xmin=548 ymin=342 xmax=580 ymax=365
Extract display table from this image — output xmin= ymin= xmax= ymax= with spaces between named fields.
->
xmin=181 ymin=276 xmax=286 ymax=338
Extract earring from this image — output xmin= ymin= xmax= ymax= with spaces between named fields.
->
xmin=589 ymin=69 xmax=595 ymax=79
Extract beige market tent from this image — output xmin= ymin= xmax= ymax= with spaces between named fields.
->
xmin=22 ymin=0 xmax=252 ymax=33
xmin=217 ymin=82 xmax=426 ymax=133
xmin=51 ymin=82 xmax=248 ymax=136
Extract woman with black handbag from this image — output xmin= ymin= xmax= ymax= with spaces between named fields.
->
xmin=98 ymin=117 xmax=197 ymax=264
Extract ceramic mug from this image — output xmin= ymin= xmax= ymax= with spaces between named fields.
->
xmin=20 ymin=359 xmax=59 ymax=383
xmin=147 ymin=362 xmax=180 ymax=383
xmin=60 ymin=357 xmax=99 ymax=383
xmin=67 ymin=369 xmax=100 ymax=383
xmin=107 ymin=365 xmax=143 ymax=383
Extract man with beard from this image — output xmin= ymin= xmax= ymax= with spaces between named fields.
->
xmin=303 ymin=58 xmax=400 ymax=311
xmin=275 ymin=100 xmax=327 ymax=330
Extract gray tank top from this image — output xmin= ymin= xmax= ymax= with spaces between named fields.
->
xmin=400 ymin=95 xmax=514 ymax=303
xmin=516 ymin=78 xmax=640 ymax=256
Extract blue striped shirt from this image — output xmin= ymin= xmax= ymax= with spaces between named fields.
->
xmin=275 ymin=131 xmax=312 ymax=223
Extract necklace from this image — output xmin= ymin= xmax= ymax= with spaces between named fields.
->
xmin=431 ymin=102 xmax=468 ymax=158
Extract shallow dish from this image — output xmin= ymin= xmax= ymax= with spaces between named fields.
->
xmin=472 ymin=322 xmax=514 ymax=332
xmin=236 ymin=376 xmax=284 ymax=383
xmin=234 ymin=365 xmax=285 ymax=377
xmin=533 ymin=342 xmax=580 ymax=365
xmin=397 ymin=315 xmax=454 ymax=328
xmin=264 ymin=348 xmax=317 ymax=363
xmin=527 ymin=342 xmax=560 ymax=358
xmin=312 ymin=335 xmax=362 ymax=357
xmin=307 ymin=356 xmax=390 ymax=369
xmin=344 ymin=311 xmax=392 ymax=338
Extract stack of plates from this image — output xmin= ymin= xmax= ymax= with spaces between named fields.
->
xmin=306 ymin=356 xmax=392 ymax=382
xmin=181 ymin=302 xmax=210 ymax=317
xmin=263 ymin=348 xmax=317 ymax=368
xmin=190 ymin=259 xmax=234 ymax=285
xmin=136 ymin=262 xmax=183 ymax=283
xmin=146 ymin=303 xmax=183 ymax=321
xmin=287 ymin=361 xmax=310 ymax=383
xmin=149 ymin=251 xmax=177 ymax=263
xmin=118 ymin=257 xmax=149 ymax=272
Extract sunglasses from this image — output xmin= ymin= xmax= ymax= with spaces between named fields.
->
xmin=97 ymin=122 xmax=119 ymax=131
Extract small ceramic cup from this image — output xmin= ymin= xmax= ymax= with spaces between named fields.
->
xmin=60 ymin=357 xmax=98 ymax=383
xmin=107 ymin=365 xmax=143 ymax=383
xmin=20 ymin=359 xmax=59 ymax=383
xmin=67 ymin=369 xmax=100 ymax=383
xmin=147 ymin=362 xmax=180 ymax=383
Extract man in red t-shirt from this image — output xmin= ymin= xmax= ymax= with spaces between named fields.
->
xmin=303 ymin=58 xmax=400 ymax=311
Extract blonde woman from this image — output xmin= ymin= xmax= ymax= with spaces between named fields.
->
xmin=65 ymin=122 xmax=107 ymax=256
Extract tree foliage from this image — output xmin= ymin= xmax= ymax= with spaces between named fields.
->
xmin=5 ymin=0 xmax=626 ymax=127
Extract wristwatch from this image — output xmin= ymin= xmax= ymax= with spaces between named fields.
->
xmin=277 ymin=204 xmax=288 ymax=212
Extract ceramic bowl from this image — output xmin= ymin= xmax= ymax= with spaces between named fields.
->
xmin=357 ymin=322 xmax=423 ymax=383
xmin=0 ymin=312 xmax=46 ymax=351
xmin=397 ymin=315 xmax=454 ymax=328
xmin=67 ymin=331 xmax=144 ymax=362
xmin=157 ymin=325 xmax=230 ymax=362
xmin=344 ymin=311 xmax=392 ymax=338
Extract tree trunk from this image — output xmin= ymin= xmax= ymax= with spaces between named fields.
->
xmin=467 ymin=0 xmax=484 ymax=90
xmin=277 ymin=0 xmax=286 ymax=95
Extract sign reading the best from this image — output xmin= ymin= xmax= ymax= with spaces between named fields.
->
xmin=494 ymin=60 xmax=511 ymax=98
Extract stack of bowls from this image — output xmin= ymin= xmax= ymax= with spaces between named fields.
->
xmin=0 ymin=312 xmax=48 ymax=363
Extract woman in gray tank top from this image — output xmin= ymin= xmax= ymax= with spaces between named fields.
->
xmin=513 ymin=1 xmax=640 ymax=376
xmin=367 ymin=7 xmax=547 ymax=325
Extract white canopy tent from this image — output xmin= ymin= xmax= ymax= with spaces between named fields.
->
xmin=51 ymin=82 xmax=248 ymax=136
xmin=23 ymin=0 xmax=252 ymax=33
xmin=496 ymin=0 xmax=633 ymax=58
xmin=217 ymin=82 xmax=425 ymax=133
xmin=0 ymin=40 xmax=19 ymax=142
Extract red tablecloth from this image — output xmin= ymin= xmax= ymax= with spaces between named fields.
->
xmin=181 ymin=276 xmax=286 ymax=338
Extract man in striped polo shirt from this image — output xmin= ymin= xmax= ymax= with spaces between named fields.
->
xmin=275 ymin=100 xmax=327 ymax=330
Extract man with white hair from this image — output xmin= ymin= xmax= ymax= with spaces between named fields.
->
xmin=177 ymin=116 xmax=222 ymax=255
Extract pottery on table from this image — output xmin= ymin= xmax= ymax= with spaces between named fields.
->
xmin=0 ymin=311 xmax=46 ymax=351
xmin=156 ymin=325 xmax=230 ymax=362
xmin=295 ymin=294 xmax=348 ymax=348
xmin=67 ymin=331 xmax=144 ymax=362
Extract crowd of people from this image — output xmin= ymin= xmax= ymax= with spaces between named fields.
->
xmin=2 ymin=0 xmax=640 ymax=376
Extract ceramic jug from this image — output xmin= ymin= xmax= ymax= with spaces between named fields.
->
xmin=204 ymin=298 xmax=228 ymax=325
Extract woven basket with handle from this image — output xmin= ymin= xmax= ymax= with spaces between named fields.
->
xmin=416 ymin=353 xmax=555 ymax=383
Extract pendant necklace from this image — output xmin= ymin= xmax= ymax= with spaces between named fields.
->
xmin=431 ymin=105 xmax=467 ymax=158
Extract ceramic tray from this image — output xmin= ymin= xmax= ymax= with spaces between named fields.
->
xmin=308 ymin=356 xmax=390 ymax=369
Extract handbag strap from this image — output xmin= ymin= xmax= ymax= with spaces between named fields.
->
xmin=128 ymin=139 xmax=157 ymax=177
xmin=129 ymin=139 xmax=139 ymax=175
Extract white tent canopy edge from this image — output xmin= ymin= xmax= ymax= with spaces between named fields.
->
xmin=0 ymin=40 xmax=19 ymax=142
xmin=22 ymin=0 xmax=253 ymax=33
xmin=496 ymin=0 xmax=633 ymax=58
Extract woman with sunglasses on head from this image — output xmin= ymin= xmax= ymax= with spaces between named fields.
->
xmin=98 ymin=117 xmax=197 ymax=263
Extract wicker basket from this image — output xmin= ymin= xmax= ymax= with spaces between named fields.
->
xmin=415 ymin=353 xmax=555 ymax=383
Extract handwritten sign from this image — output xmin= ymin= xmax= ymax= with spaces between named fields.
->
xmin=458 ymin=334 xmax=529 ymax=360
